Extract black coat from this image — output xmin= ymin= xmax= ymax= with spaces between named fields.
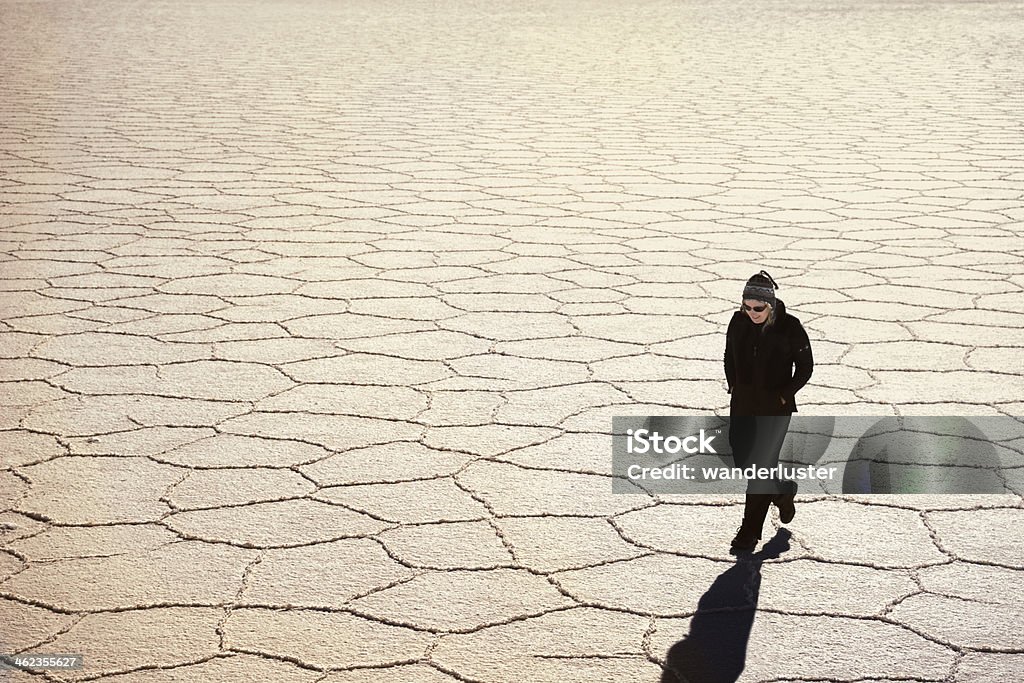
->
xmin=724 ymin=299 xmax=813 ymax=416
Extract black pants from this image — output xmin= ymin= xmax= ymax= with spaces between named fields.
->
xmin=729 ymin=415 xmax=794 ymax=534
xmin=728 ymin=415 xmax=793 ymax=495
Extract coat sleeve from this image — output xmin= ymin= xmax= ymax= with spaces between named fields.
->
xmin=781 ymin=320 xmax=813 ymax=400
xmin=724 ymin=314 xmax=738 ymax=393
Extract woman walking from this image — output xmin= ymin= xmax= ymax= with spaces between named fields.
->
xmin=724 ymin=270 xmax=813 ymax=553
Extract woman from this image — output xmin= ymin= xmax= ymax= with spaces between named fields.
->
xmin=724 ymin=270 xmax=813 ymax=553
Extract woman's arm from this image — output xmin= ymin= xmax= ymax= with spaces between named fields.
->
xmin=781 ymin=321 xmax=813 ymax=400
xmin=724 ymin=314 xmax=738 ymax=393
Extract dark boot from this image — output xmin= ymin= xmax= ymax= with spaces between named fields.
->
xmin=773 ymin=481 xmax=797 ymax=524
xmin=730 ymin=525 xmax=759 ymax=553
xmin=730 ymin=494 xmax=771 ymax=553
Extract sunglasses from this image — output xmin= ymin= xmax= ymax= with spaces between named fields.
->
xmin=742 ymin=304 xmax=767 ymax=312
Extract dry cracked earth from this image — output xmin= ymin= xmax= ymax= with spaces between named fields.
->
xmin=1 ymin=0 xmax=1023 ymax=681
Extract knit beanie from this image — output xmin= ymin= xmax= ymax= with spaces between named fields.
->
xmin=742 ymin=270 xmax=778 ymax=307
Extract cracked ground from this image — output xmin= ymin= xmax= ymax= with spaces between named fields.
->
xmin=1 ymin=0 xmax=1023 ymax=681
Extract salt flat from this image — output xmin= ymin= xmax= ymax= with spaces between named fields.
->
xmin=1 ymin=0 xmax=1022 ymax=680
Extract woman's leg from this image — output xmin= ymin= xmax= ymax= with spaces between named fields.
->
xmin=730 ymin=415 xmax=793 ymax=551
xmin=756 ymin=415 xmax=796 ymax=522
xmin=738 ymin=494 xmax=772 ymax=537
xmin=729 ymin=416 xmax=771 ymax=551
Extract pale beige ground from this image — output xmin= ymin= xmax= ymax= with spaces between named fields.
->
xmin=1 ymin=0 xmax=1023 ymax=681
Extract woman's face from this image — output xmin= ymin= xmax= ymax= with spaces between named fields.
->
xmin=743 ymin=298 xmax=771 ymax=324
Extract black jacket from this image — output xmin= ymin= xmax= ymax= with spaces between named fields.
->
xmin=724 ymin=299 xmax=813 ymax=415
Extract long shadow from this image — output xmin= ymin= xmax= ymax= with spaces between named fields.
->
xmin=660 ymin=529 xmax=791 ymax=683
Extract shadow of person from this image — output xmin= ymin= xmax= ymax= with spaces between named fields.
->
xmin=660 ymin=529 xmax=791 ymax=683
